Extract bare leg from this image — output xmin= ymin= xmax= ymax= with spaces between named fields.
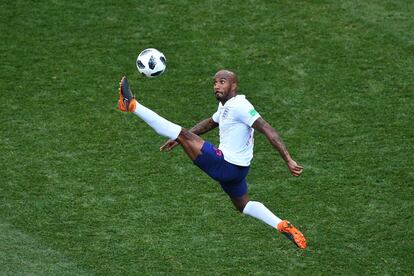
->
xmin=174 ymin=129 xmax=252 ymax=212
xmin=130 ymin=100 xmax=204 ymax=161
xmin=175 ymin=128 xmax=205 ymax=161
xmin=230 ymin=194 xmax=251 ymax=212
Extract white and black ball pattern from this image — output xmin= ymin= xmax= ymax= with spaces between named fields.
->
xmin=136 ymin=48 xmax=166 ymax=78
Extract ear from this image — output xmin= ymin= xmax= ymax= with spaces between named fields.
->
xmin=231 ymin=82 xmax=237 ymax=92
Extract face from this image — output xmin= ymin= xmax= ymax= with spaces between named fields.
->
xmin=213 ymin=70 xmax=237 ymax=103
xmin=213 ymin=77 xmax=232 ymax=101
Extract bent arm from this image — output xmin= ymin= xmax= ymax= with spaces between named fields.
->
xmin=189 ymin=118 xmax=218 ymax=136
xmin=160 ymin=118 xmax=218 ymax=152
xmin=252 ymin=117 xmax=292 ymax=163
xmin=252 ymin=117 xmax=303 ymax=176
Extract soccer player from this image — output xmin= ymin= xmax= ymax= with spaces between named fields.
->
xmin=117 ymin=70 xmax=307 ymax=249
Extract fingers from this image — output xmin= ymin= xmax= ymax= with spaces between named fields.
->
xmin=287 ymin=160 xmax=303 ymax=176
xmin=291 ymin=169 xmax=302 ymax=177
xmin=160 ymin=140 xmax=178 ymax=151
xmin=160 ymin=144 xmax=173 ymax=151
xmin=290 ymin=165 xmax=303 ymax=177
xmin=160 ymin=142 xmax=171 ymax=151
xmin=291 ymin=171 xmax=301 ymax=177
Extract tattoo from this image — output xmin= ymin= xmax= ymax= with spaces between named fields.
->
xmin=270 ymin=132 xmax=289 ymax=158
xmin=252 ymin=117 xmax=267 ymax=132
xmin=253 ymin=117 xmax=291 ymax=162
xmin=190 ymin=118 xmax=218 ymax=135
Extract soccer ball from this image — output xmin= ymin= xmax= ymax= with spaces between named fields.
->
xmin=136 ymin=48 xmax=166 ymax=77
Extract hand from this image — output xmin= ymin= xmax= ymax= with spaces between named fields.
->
xmin=287 ymin=160 xmax=303 ymax=177
xmin=160 ymin=139 xmax=179 ymax=152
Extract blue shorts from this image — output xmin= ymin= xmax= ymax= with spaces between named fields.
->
xmin=193 ymin=142 xmax=250 ymax=198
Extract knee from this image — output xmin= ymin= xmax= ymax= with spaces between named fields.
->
xmin=177 ymin=128 xmax=193 ymax=141
xmin=176 ymin=128 xmax=204 ymax=147
xmin=231 ymin=196 xmax=250 ymax=213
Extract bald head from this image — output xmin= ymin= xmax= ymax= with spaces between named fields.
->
xmin=214 ymin=70 xmax=238 ymax=85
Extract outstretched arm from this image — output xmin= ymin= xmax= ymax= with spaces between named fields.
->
xmin=252 ymin=117 xmax=303 ymax=176
xmin=160 ymin=118 xmax=218 ymax=151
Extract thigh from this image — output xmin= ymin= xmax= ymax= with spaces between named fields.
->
xmin=220 ymin=178 xmax=248 ymax=199
xmin=194 ymin=142 xmax=250 ymax=183
xmin=193 ymin=142 xmax=226 ymax=181
xmin=176 ymin=128 xmax=205 ymax=161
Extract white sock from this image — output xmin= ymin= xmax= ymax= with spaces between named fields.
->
xmin=133 ymin=103 xmax=182 ymax=140
xmin=243 ymin=201 xmax=282 ymax=228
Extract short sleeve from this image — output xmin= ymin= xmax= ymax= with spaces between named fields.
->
xmin=212 ymin=107 xmax=220 ymax=123
xmin=235 ymin=99 xmax=261 ymax=126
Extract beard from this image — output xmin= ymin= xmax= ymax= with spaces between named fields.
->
xmin=214 ymin=91 xmax=225 ymax=101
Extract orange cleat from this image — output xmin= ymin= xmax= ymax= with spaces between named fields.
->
xmin=118 ymin=76 xmax=137 ymax=112
xmin=277 ymin=220 xmax=307 ymax=249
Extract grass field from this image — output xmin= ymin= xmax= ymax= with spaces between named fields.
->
xmin=1 ymin=0 xmax=413 ymax=274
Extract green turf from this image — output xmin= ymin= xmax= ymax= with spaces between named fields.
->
xmin=1 ymin=0 xmax=413 ymax=274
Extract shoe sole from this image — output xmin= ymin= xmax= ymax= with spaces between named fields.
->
xmin=119 ymin=76 xmax=135 ymax=111
xmin=120 ymin=76 xmax=134 ymax=99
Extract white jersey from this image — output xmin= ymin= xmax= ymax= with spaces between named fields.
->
xmin=212 ymin=95 xmax=261 ymax=166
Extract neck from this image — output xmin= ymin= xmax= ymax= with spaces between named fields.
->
xmin=220 ymin=92 xmax=237 ymax=105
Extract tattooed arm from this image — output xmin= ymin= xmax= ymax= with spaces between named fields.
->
xmin=160 ymin=118 xmax=218 ymax=151
xmin=252 ymin=117 xmax=303 ymax=176
xmin=189 ymin=118 xmax=218 ymax=135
